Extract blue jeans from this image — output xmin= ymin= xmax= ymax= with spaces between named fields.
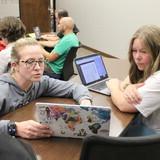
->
xmin=120 ymin=114 xmax=156 ymax=137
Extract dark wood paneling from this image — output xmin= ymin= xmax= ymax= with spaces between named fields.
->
xmin=19 ymin=0 xmax=51 ymax=33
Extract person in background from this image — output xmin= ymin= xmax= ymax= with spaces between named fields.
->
xmin=55 ymin=9 xmax=79 ymax=38
xmin=39 ymin=9 xmax=79 ymax=48
xmin=0 ymin=16 xmax=26 ymax=74
xmin=0 ymin=37 xmax=92 ymax=139
xmin=43 ymin=17 xmax=79 ymax=79
xmin=107 ymin=25 xmax=160 ymax=133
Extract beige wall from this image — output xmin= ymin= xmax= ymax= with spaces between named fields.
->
xmin=0 ymin=0 xmax=19 ymax=18
xmin=57 ymin=0 xmax=160 ymax=59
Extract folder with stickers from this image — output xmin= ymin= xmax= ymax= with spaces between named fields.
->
xmin=36 ymin=102 xmax=111 ymax=138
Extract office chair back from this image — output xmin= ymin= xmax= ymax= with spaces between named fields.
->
xmin=80 ymin=134 xmax=160 ymax=160
xmin=61 ymin=46 xmax=79 ymax=81
xmin=0 ymin=134 xmax=37 ymax=160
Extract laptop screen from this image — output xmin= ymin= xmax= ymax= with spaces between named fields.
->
xmin=75 ymin=54 xmax=109 ymax=85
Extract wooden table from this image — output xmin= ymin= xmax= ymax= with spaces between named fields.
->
xmin=1 ymin=94 xmax=134 ymax=160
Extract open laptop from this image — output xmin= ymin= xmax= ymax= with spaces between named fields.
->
xmin=35 ymin=102 xmax=111 ymax=138
xmin=33 ymin=26 xmax=41 ymax=40
xmin=75 ymin=54 xmax=111 ymax=95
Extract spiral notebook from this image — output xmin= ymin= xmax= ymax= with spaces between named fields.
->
xmin=35 ymin=102 xmax=111 ymax=138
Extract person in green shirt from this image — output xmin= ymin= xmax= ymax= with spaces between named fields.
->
xmin=43 ymin=17 xmax=79 ymax=79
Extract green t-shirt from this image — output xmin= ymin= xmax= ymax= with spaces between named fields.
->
xmin=47 ymin=33 xmax=79 ymax=74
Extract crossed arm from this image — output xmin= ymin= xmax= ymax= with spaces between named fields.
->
xmin=106 ymin=77 xmax=143 ymax=113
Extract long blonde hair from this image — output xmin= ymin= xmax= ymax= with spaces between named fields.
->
xmin=11 ymin=38 xmax=43 ymax=73
xmin=128 ymin=25 xmax=160 ymax=83
xmin=11 ymin=38 xmax=42 ymax=62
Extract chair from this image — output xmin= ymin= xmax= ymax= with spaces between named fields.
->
xmin=0 ymin=134 xmax=37 ymax=160
xmin=80 ymin=134 xmax=160 ymax=160
xmin=60 ymin=46 xmax=79 ymax=81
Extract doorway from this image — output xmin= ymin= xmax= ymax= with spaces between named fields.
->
xmin=19 ymin=0 xmax=52 ymax=33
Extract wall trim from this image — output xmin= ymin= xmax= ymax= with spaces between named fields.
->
xmin=81 ymin=44 xmax=118 ymax=59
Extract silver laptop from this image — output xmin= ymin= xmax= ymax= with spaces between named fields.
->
xmin=33 ymin=26 xmax=41 ymax=40
xmin=35 ymin=102 xmax=111 ymax=138
xmin=75 ymin=54 xmax=111 ymax=96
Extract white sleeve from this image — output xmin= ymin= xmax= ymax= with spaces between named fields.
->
xmin=135 ymin=71 xmax=160 ymax=117
xmin=0 ymin=48 xmax=11 ymax=74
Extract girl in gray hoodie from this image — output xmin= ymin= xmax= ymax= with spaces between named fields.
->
xmin=0 ymin=38 xmax=92 ymax=139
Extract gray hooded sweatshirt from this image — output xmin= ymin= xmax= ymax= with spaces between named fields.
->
xmin=0 ymin=73 xmax=92 ymax=135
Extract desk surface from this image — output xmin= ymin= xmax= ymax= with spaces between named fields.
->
xmin=1 ymin=98 xmax=82 ymax=160
xmin=1 ymin=96 xmax=134 ymax=160
xmin=103 ymin=57 xmax=130 ymax=80
xmin=0 ymin=58 xmax=134 ymax=160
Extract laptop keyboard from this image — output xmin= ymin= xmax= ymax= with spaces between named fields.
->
xmin=90 ymin=81 xmax=107 ymax=90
